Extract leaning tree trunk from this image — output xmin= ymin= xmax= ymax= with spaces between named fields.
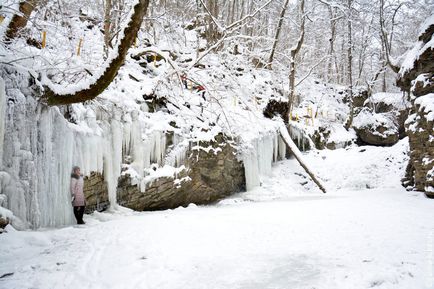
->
xmin=278 ymin=124 xmax=327 ymax=194
xmin=44 ymin=0 xmax=150 ymax=106
xmin=5 ymin=0 xmax=39 ymax=41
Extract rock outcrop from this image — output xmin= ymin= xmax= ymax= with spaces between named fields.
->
xmin=83 ymin=172 xmax=110 ymax=214
xmin=397 ymin=17 xmax=434 ymax=196
xmin=0 ymin=217 xmax=9 ymax=232
xmin=81 ymin=134 xmax=246 ymax=212
xmin=117 ymin=135 xmax=245 ymax=210
xmin=353 ymin=92 xmax=410 ymax=146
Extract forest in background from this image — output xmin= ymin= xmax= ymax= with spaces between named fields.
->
xmin=2 ymin=0 xmax=432 ymax=99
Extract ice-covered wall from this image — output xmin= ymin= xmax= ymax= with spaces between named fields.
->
xmin=242 ymin=132 xmax=286 ymax=191
xmin=0 ymin=77 xmax=173 ymax=228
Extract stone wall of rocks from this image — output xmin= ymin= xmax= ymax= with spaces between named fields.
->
xmin=83 ymin=172 xmax=110 ymax=214
xmin=117 ymin=135 xmax=246 ymax=210
xmin=398 ymin=21 xmax=434 ymax=197
xmin=404 ymin=103 xmax=434 ymax=195
xmin=0 ymin=217 xmax=8 ymax=233
xmin=82 ymin=135 xmax=246 ymax=212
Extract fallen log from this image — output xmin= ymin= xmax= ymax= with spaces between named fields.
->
xmin=278 ymin=123 xmax=327 ymax=194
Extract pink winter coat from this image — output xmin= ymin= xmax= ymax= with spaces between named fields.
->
xmin=70 ymin=176 xmax=85 ymax=207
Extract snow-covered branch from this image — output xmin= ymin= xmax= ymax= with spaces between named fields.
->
xmin=43 ymin=0 xmax=150 ymax=106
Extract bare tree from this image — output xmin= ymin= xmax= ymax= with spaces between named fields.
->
xmin=287 ymin=0 xmax=306 ymax=119
xmin=379 ymin=0 xmax=401 ymax=73
xmin=344 ymin=0 xmax=354 ymax=130
xmin=268 ymin=0 xmax=290 ymax=68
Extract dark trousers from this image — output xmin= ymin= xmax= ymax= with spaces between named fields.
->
xmin=73 ymin=206 xmax=85 ymax=224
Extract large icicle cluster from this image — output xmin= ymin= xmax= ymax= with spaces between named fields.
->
xmin=242 ymin=132 xmax=286 ymax=191
xmin=0 ymin=76 xmax=178 ymax=228
xmin=0 ymin=77 xmax=5 ymax=168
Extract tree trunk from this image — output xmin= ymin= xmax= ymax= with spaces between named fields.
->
xmin=287 ymin=0 xmax=305 ymax=121
xmin=5 ymin=0 xmax=38 ymax=41
xmin=327 ymin=6 xmax=338 ymax=83
xmin=279 ymin=125 xmax=327 ymax=194
xmin=44 ymin=0 xmax=150 ymax=106
xmin=344 ymin=0 xmax=354 ymax=130
xmin=104 ymin=0 xmax=112 ymax=58
xmin=379 ymin=0 xmax=400 ymax=73
xmin=268 ymin=0 xmax=290 ymax=68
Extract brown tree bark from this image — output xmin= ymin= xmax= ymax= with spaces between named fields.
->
xmin=44 ymin=0 xmax=150 ymax=106
xmin=5 ymin=0 xmax=38 ymax=41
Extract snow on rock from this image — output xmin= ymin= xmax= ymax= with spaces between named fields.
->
xmin=414 ymin=93 xmax=434 ymax=122
xmin=353 ymin=108 xmax=399 ymax=146
xmin=399 ymin=14 xmax=434 ymax=76
xmin=141 ymin=165 xmax=187 ymax=191
xmin=397 ymin=17 xmax=434 ymax=194
xmin=365 ymin=92 xmax=409 ymax=112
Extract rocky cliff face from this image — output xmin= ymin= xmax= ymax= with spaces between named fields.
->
xmin=398 ymin=18 xmax=434 ymax=196
xmin=82 ymin=134 xmax=245 ymax=211
xmin=83 ymin=172 xmax=110 ymax=214
xmin=116 ymin=135 xmax=245 ymax=210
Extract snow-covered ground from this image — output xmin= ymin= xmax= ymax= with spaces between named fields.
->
xmin=1 ymin=139 xmax=434 ymax=289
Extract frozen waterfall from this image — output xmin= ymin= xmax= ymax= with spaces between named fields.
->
xmin=0 ymin=91 xmax=177 ymax=229
xmin=242 ymin=132 xmax=286 ymax=191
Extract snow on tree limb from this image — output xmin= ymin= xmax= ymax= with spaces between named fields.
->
xmin=43 ymin=0 xmax=150 ymax=106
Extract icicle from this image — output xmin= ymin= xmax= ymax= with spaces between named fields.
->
xmin=164 ymin=136 xmax=189 ymax=167
xmin=130 ymin=112 xmax=144 ymax=162
xmin=106 ymin=108 xmax=123 ymax=210
xmin=33 ymin=107 xmax=75 ymax=228
xmin=242 ymin=147 xmax=260 ymax=191
xmin=122 ymin=113 xmax=132 ymax=157
xmin=150 ymin=131 xmax=166 ymax=165
xmin=0 ymin=77 xmax=5 ymax=168
xmin=242 ymin=132 xmax=279 ymax=191
xmin=278 ymin=136 xmax=286 ymax=160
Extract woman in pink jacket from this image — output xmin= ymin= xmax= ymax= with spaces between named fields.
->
xmin=70 ymin=166 xmax=86 ymax=224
